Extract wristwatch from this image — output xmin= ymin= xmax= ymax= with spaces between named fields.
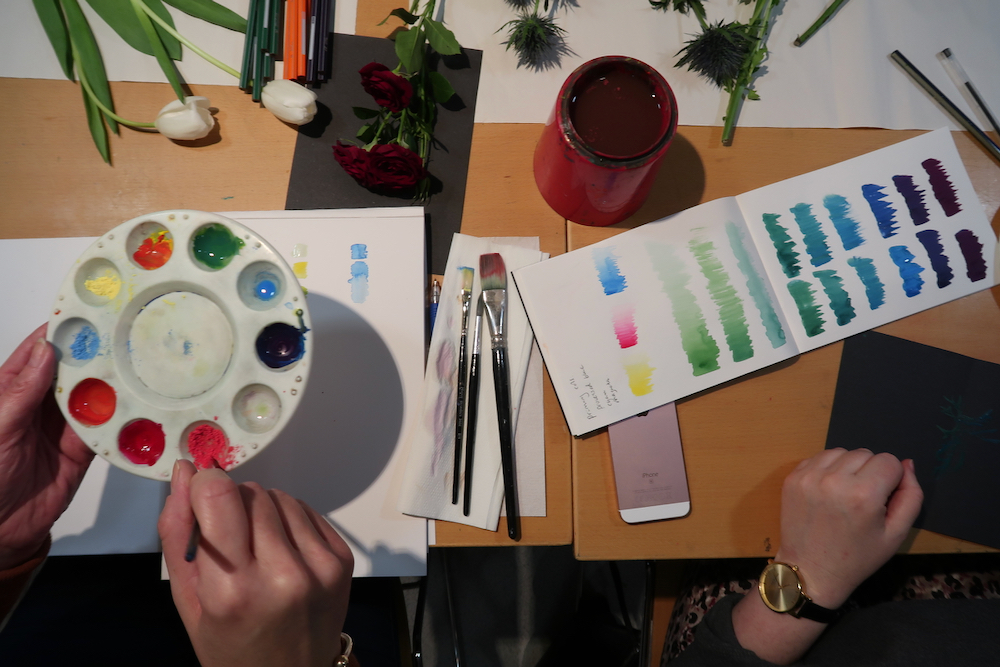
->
xmin=758 ymin=560 xmax=844 ymax=624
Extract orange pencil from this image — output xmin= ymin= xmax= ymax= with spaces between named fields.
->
xmin=299 ymin=0 xmax=309 ymax=78
xmin=284 ymin=0 xmax=297 ymax=79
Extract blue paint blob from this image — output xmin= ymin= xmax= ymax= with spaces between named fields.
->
xmin=888 ymin=245 xmax=925 ymax=297
xmin=591 ymin=246 xmax=628 ymax=295
xmin=256 ymin=323 xmax=306 ymax=369
xmin=861 ymin=184 xmax=899 ymax=238
xmin=847 ymin=257 xmax=885 ymax=310
xmin=812 ymin=269 xmax=856 ymax=326
xmin=351 ymin=243 xmax=368 ymax=260
xmin=183 ymin=340 xmax=193 ymax=356
xmin=822 ymin=194 xmax=865 ymax=250
xmin=256 ymin=279 xmax=277 ymax=300
xmin=789 ymin=203 xmax=833 ymax=266
xmin=915 ymin=229 xmax=953 ymax=288
xmin=70 ymin=325 xmax=101 ymax=360
xmin=349 ymin=261 xmax=370 ymax=304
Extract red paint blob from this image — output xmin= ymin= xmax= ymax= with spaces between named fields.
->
xmin=68 ymin=378 xmax=116 ymax=426
xmin=187 ymin=424 xmax=235 ymax=470
xmin=118 ymin=419 xmax=165 ymax=466
xmin=569 ymin=65 xmax=667 ymax=159
xmin=133 ymin=232 xmax=174 ymax=270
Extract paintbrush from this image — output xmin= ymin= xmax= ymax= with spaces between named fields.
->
xmin=452 ymin=267 xmax=475 ymax=504
xmin=479 ymin=253 xmax=520 ymax=540
xmin=462 ymin=294 xmax=484 ymax=516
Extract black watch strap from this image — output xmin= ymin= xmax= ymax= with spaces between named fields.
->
xmin=791 ymin=596 xmax=845 ymax=624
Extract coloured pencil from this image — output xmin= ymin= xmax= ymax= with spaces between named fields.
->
xmin=938 ymin=48 xmax=1000 ymax=138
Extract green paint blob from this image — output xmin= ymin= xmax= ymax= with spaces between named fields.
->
xmin=787 ymin=280 xmax=825 ymax=337
xmin=762 ymin=213 xmax=801 ymax=278
xmin=689 ymin=237 xmax=754 ymax=362
xmin=812 ymin=270 xmax=856 ymax=326
xmin=726 ymin=222 xmax=786 ymax=349
xmin=192 ymin=223 xmax=245 ymax=270
xmin=645 ymin=242 xmax=720 ymax=377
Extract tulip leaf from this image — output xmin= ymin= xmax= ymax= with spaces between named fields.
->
xmin=426 ymin=71 xmax=455 ymax=104
xmin=33 ymin=0 xmax=75 ymax=80
xmin=86 ymin=0 xmax=182 ymax=61
xmin=161 ymin=0 xmax=247 ymax=32
xmin=378 ymin=8 xmax=418 ymax=26
xmin=352 ymin=106 xmax=380 ymax=120
xmin=132 ymin=0 xmax=186 ymax=100
xmin=394 ymin=24 xmax=424 ymax=74
xmin=61 ymin=0 xmax=119 ymax=134
xmin=81 ymin=83 xmax=111 ymax=163
xmin=424 ymin=19 xmax=461 ymax=56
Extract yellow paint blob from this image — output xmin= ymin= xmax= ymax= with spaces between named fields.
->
xmin=293 ymin=261 xmax=308 ymax=279
xmin=624 ymin=356 xmax=655 ymax=396
xmin=84 ymin=272 xmax=121 ymax=299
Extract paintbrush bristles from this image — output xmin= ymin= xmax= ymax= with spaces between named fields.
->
xmin=458 ymin=266 xmax=475 ymax=294
xmin=479 ymin=253 xmax=507 ymax=291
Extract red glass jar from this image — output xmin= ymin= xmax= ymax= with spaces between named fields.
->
xmin=534 ymin=56 xmax=678 ymax=227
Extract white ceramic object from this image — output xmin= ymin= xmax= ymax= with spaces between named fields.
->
xmin=47 ymin=210 xmax=312 ymax=481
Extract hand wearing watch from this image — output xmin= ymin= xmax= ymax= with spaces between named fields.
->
xmin=758 ymin=560 xmax=845 ymax=624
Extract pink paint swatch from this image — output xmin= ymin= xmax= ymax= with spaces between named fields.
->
xmin=612 ymin=305 xmax=639 ymax=348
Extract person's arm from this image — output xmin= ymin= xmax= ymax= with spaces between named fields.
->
xmin=158 ymin=460 xmax=355 ymax=667
xmin=729 ymin=448 xmax=923 ymax=664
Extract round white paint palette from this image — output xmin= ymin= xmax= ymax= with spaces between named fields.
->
xmin=47 ymin=210 xmax=312 ymax=481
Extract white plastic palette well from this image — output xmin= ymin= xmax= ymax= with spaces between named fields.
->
xmin=47 ymin=210 xmax=312 ymax=481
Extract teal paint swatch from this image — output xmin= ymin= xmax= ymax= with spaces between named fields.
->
xmin=847 ymin=257 xmax=885 ymax=310
xmin=645 ymin=242 xmax=721 ymax=376
xmin=690 ymin=237 xmax=754 ymax=362
xmin=790 ymin=203 xmax=833 ymax=266
xmin=812 ymin=270 xmax=856 ymax=325
xmin=787 ymin=280 xmax=825 ymax=337
xmin=822 ymin=195 xmax=865 ymax=250
xmin=726 ymin=222 xmax=786 ymax=349
xmin=762 ymin=213 xmax=801 ymax=278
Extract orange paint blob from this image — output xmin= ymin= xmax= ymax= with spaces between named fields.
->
xmin=118 ymin=419 xmax=165 ymax=466
xmin=133 ymin=231 xmax=174 ymax=270
xmin=68 ymin=378 xmax=116 ymax=426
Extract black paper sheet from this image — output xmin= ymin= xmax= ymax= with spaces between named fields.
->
xmin=826 ymin=331 xmax=1000 ymax=549
xmin=285 ymin=33 xmax=482 ymax=275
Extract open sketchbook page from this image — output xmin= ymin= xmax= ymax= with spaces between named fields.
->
xmin=513 ymin=197 xmax=796 ymax=437
xmin=738 ymin=129 xmax=995 ymax=352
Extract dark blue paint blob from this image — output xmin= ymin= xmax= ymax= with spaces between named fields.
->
xmin=861 ymin=184 xmax=899 ymax=238
xmin=256 ymin=322 xmax=306 ymax=369
xmin=888 ymin=245 xmax=925 ymax=297
xmin=892 ymin=175 xmax=930 ymax=226
xmin=915 ymin=229 xmax=953 ymax=288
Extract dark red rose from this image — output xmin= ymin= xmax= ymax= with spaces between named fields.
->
xmin=367 ymin=143 xmax=427 ymax=191
xmin=359 ymin=62 xmax=413 ymax=113
xmin=333 ymin=141 xmax=375 ymax=188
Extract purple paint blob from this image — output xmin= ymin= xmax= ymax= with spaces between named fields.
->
xmin=892 ymin=175 xmax=930 ymax=226
xmin=915 ymin=229 xmax=953 ymax=288
xmin=955 ymin=230 xmax=988 ymax=282
xmin=256 ymin=322 xmax=306 ymax=368
xmin=921 ymin=158 xmax=962 ymax=217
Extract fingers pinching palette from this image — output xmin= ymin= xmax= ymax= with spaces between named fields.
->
xmin=47 ymin=210 xmax=312 ymax=480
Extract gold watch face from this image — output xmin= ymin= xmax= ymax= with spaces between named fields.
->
xmin=759 ymin=562 xmax=803 ymax=613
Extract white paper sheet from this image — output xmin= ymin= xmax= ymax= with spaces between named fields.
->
xmin=0 ymin=207 xmax=427 ymax=576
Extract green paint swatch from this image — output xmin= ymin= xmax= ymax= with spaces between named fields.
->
xmin=763 ymin=213 xmax=801 ymax=278
xmin=645 ymin=242 xmax=720 ymax=376
xmin=726 ymin=222 xmax=786 ymax=349
xmin=813 ymin=270 xmax=856 ymax=326
xmin=787 ymin=280 xmax=825 ymax=337
xmin=192 ymin=223 xmax=245 ymax=270
xmin=689 ymin=237 xmax=754 ymax=362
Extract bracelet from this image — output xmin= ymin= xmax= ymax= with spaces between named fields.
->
xmin=334 ymin=632 xmax=353 ymax=667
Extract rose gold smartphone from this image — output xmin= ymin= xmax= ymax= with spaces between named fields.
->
xmin=607 ymin=403 xmax=690 ymax=523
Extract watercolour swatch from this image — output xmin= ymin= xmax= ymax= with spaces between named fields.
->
xmin=513 ymin=129 xmax=995 ymax=436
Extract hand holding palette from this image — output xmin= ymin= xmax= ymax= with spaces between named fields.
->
xmin=48 ymin=210 xmax=312 ymax=480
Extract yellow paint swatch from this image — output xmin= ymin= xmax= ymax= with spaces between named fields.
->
xmin=84 ymin=272 xmax=121 ymax=299
xmin=624 ymin=355 xmax=655 ymax=396
xmin=293 ymin=261 xmax=308 ymax=279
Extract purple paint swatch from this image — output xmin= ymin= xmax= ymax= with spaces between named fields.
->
xmin=922 ymin=158 xmax=962 ymax=217
xmin=955 ymin=230 xmax=988 ymax=282
xmin=861 ymin=184 xmax=899 ymax=238
xmin=915 ymin=229 xmax=953 ymax=288
xmin=892 ymin=175 xmax=930 ymax=226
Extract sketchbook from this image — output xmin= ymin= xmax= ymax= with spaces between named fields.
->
xmin=512 ymin=129 xmax=996 ymax=436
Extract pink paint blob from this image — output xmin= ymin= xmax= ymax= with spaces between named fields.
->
xmin=187 ymin=424 xmax=235 ymax=470
xmin=612 ymin=305 xmax=639 ymax=349
xmin=118 ymin=419 xmax=165 ymax=466
xmin=68 ymin=378 xmax=116 ymax=426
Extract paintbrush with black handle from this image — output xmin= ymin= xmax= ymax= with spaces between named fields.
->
xmin=452 ymin=267 xmax=474 ymax=504
xmin=462 ymin=294 xmax=484 ymax=516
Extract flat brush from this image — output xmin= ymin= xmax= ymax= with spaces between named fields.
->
xmin=452 ymin=267 xmax=475 ymax=504
xmin=479 ymin=253 xmax=520 ymax=540
xmin=463 ymin=294 xmax=484 ymax=516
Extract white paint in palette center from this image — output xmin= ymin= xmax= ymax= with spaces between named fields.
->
xmin=128 ymin=292 xmax=234 ymax=399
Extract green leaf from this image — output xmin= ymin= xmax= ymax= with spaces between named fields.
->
xmin=86 ymin=0 xmax=182 ymax=61
xmin=162 ymin=0 xmax=246 ymax=32
xmin=378 ymin=8 xmax=418 ymax=26
xmin=394 ymin=24 xmax=424 ymax=74
xmin=357 ymin=123 xmax=376 ymax=144
xmin=426 ymin=71 xmax=455 ymax=104
xmin=132 ymin=0 xmax=186 ymax=100
xmin=424 ymin=19 xmax=460 ymax=56
xmin=80 ymin=82 xmax=110 ymax=163
xmin=352 ymin=106 xmax=380 ymax=119
xmin=62 ymin=0 xmax=119 ymax=134
xmin=33 ymin=0 xmax=75 ymax=80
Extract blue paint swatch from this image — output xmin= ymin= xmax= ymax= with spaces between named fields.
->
xmin=847 ymin=257 xmax=885 ymax=310
xmin=591 ymin=246 xmax=628 ymax=295
xmin=70 ymin=325 xmax=100 ymax=360
xmin=915 ymin=229 xmax=953 ymax=288
xmin=813 ymin=270 xmax=856 ymax=326
xmin=762 ymin=213 xmax=801 ymax=278
xmin=862 ymin=184 xmax=899 ymax=238
xmin=351 ymin=243 xmax=368 ymax=260
xmin=789 ymin=203 xmax=833 ymax=267
xmin=349 ymin=260 xmax=370 ymax=303
xmin=822 ymin=195 xmax=864 ymax=250
xmin=888 ymin=245 xmax=925 ymax=297
xmin=892 ymin=175 xmax=930 ymax=226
